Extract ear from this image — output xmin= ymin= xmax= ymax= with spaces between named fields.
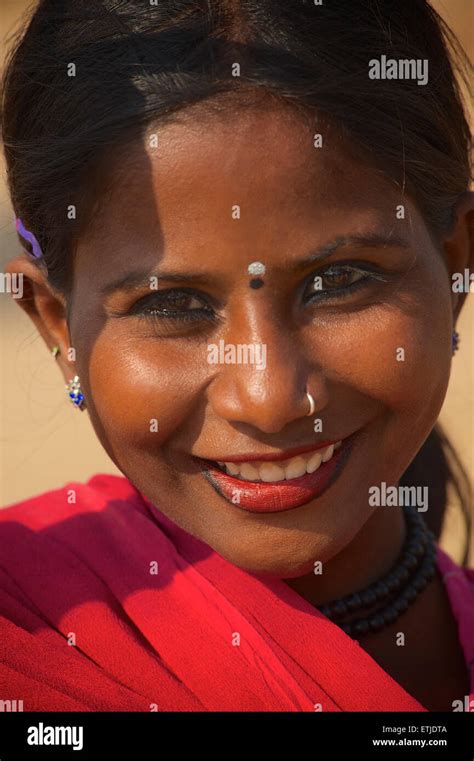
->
xmin=5 ymin=254 xmax=76 ymax=385
xmin=441 ymin=191 xmax=474 ymax=321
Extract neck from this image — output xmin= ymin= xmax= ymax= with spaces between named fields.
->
xmin=284 ymin=507 xmax=406 ymax=607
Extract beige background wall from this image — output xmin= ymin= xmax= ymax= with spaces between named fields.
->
xmin=0 ymin=2 xmax=472 ymax=559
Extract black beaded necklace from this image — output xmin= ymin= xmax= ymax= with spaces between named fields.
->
xmin=319 ymin=506 xmax=437 ymax=638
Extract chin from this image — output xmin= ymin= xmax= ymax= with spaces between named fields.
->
xmin=212 ymin=536 xmax=329 ymax=580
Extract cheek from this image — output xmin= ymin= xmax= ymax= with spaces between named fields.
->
xmin=81 ymin=331 xmax=208 ymax=450
xmin=311 ymin=278 xmax=452 ymax=483
xmin=327 ymin=311 xmax=450 ymax=410
xmin=317 ymin=269 xmax=452 ymax=416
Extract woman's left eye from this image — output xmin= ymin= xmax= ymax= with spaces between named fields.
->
xmin=303 ymin=264 xmax=384 ymax=302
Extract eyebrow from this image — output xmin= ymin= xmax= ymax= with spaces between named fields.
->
xmin=292 ymin=233 xmax=410 ymax=271
xmin=100 ymin=233 xmax=410 ymax=296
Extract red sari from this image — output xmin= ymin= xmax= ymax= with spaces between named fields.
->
xmin=0 ymin=474 xmax=472 ymax=711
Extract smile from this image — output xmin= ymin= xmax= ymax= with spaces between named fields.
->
xmin=215 ymin=441 xmax=341 ymax=482
xmin=193 ymin=438 xmax=353 ymax=513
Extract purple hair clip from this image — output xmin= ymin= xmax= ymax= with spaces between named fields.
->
xmin=15 ymin=217 xmax=43 ymax=260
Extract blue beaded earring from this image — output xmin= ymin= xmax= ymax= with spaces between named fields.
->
xmin=452 ymin=330 xmax=460 ymax=355
xmin=66 ymin=375 xmax=85 ymax=410
xmin=50 ymin=348 xmax=85 ymax=410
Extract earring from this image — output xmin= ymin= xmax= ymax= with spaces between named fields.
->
xmin=452 ymin=330 xmax=460 ymax=355
xmin=66 ymin=375 xmax=85 ymax=410
xmin=51 ymin=346 xmax=60 ymax=359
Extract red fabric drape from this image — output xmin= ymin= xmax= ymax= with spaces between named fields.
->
xmin=0 ymin=474 xmax=472 ymax=712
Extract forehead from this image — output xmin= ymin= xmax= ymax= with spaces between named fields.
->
xmin=74 ymin=102 xmax=424 ymax=282
xmin=94 ymin=102 xmax=396 ymax=216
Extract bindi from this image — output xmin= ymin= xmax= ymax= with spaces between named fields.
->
xmin=247 ymin=261 xmax=266 ymax=289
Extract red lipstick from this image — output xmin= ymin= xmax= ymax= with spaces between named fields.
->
xmin=194 ymin=438 xmax=352 ymax=514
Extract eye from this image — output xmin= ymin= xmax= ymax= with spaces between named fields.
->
xmin=130 ymin=288 xmax=217 ymax=323
xmin=303 ymin=263 xmax=388 ymax=303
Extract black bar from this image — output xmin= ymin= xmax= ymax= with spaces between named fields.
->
xmin=0 ymin=711 xmax=472 ymax=759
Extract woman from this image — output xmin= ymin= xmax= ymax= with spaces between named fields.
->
xmin=0 ymin=0 xmax=473 ymax=712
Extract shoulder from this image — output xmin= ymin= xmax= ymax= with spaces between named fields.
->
xmin=0 ymin=473 xmax=151 ymax=602
xmin=0 ymin=473 xmax=141 ymax=530
xmin=437 ymin=545 xmax=474 ymax=589
xmin=436 ymin=546 xmax=474 ymax=667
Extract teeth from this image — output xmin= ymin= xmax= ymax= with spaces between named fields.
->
xmin=216 ymin=442 xmax=342 ymax=482
xmin=284 ymin=456 xmax=307 ymax=479
xmin=321 ymin=444 xmax=334 ymax=462
xmin=306 ymin=451 xmax=322 ymax=473
xmin=222 ymin=461 xmax=239 ymax=476
xmin=259 ymin=462 xmax=286 ymax=482
xmin=239 ymin=463 xmax=260 ymax=481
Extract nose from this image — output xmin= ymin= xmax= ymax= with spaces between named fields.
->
xmin=207 ymin=321 xmax=329 ymax=434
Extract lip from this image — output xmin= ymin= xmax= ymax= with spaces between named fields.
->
xmin=193 ymin=435 xmax=355 ymax=513
xmin=194 ymin=439 xmax=342 ymax=464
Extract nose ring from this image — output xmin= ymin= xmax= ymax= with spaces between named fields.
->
xmin=306 ymin=390 xmax=316 ymax=416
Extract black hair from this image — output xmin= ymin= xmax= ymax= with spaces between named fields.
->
xmin=1 ymin=0 xmax=472 ymax=559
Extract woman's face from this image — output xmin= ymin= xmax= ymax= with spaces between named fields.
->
xmin=60 ymin=105 xmax=458 ymax=575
